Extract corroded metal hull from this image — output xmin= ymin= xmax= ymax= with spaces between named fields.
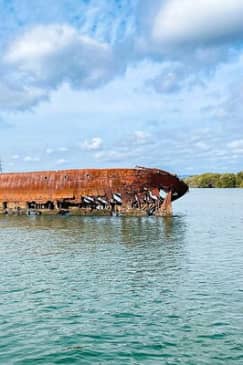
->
xmin=0 ymin=167 xmax=188 ymax=216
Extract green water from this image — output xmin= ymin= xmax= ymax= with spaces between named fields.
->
xmin=0 ymin=189 xmax=243 ymax=364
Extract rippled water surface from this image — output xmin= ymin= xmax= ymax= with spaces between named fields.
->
xmin=0 ymin=189 xmax=243 ymax=364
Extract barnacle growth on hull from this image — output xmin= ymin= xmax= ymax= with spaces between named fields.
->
xmin=0 ymin=166 xmax=188 ymax=216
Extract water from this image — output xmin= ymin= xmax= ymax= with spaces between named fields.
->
xmin=0 ymin=189 xmax=243 ymax=364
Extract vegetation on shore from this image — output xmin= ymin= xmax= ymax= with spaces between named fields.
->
xmin=184 ymin=172 xmax=243 ymax=188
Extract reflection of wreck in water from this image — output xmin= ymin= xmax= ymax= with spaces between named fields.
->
xmin=119 ymin=215 xmax=187 ymax=247
xmin=0 ymin=166 xmax=188 ymax=216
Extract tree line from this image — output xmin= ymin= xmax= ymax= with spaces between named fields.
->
xmin=184 ymin=172 xmax=243 ymax=188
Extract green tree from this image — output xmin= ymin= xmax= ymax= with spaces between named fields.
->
xmin=218 ymin=174 xmax=236 ymax=188
xmin=185 ymin=172 xmax=243 ymax=188
xmin=236 ymin=172 xmax=243 ymax=187
xmin=197 ymin=173 xmax=220 ymax=187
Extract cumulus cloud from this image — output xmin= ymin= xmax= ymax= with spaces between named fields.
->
xmin=23 ymin=156 xmax=40 ymax=162
xmin=110 ymin=1 xmax=241 ymax=102
xmin=46 ymin=146 xmax=69 ymax=154
xmin=1 ymin=1 xmax=243 ymax=109
xmin=95 ymin=150 xmax=126 ymax=162
xmin=5 ymin=24 xmax=119 ymax=89
xmin=133 ymin=130 xmax=151 ymax=145
xmin=194 ymin=142 xmax=210 ymax=151
xmin=81 ymin=137 xmax=103 ymax=151
xmin=95 ymin=148 xmax=141 ymax=164
xmin=146 ymin=63 xmax=193 ymax=93
xmin=227 ymin=139 xmax=243 ymax=153
xmin=56 ymin=158 xmax=68 ymax=165
xmin=135 ymin=0 xmax=243 ymax=80
xmin=46 ymin=148 xmax=54 ymax=155
xmin=1 ymin=24 xmax=122 ymax=110
xmin=228 ymin=140 xmax=243 ymax=149
xmin=152 ymin=0 xmax=243 ymax=46
xmin=0 ymin=79 xmax=47 ymax=111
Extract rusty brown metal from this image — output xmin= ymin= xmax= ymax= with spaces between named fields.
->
xmin=156 ymin=190 xmax=172 ymax=216
xmin=0 ymin=166 xmax=188 ymax=215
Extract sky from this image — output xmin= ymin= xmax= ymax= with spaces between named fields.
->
xmin=0 ymin=0 xmax=243 ymax=174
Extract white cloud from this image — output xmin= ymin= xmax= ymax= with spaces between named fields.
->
xmin=46 ymin=148 xmax=54 ymax=154
xmin=133 ymin=130 xmax=151 ymax=145
xmin=1 ymin=24 xmax=121 ymax=110
xmin=11 ymin=154 xmax=20 ymax=160
xmin=24 ymin=156 xmax=40 ymax=162
xmin=0 ymin=80 xmax=47 ymax=111
xmin=133 ymin=0 xmax=243 ymax=87
xmin=46 ymin=146 xmax=69 ymax=154
xmin=146 ymin=63 xmax=192 ymax=93
xmin=5 ymin=24 xmax=118 ymax=89
xmin=1 ymin=2 xmax=243 ymax=113
xmin=152 ymin=0 xmax=243 ymax=46
xmin=228 ymin=139 xmax=243 ymax=149
xmin=94 ymin=149 xmax=136 ymax=163
xmin=194 ymin=142 xmax=210 ymax=150
xmin=227 ymin=139 xmax=243 ymax=153
xmin=81 ymin=137 xmax=103 ymax=151
xmin=6 ymin=25 xmax=77 ymax=62
xmin=56 ymin=158 xmax=68 ymax=165
xmin=58 ymin=146 xmax=69 ymax=152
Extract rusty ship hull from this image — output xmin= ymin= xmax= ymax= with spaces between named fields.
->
xmin=0 ymin=167 xmax=188 ymax=216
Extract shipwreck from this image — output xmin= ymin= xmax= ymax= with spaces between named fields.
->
xmin=0 ymin=166 xmax=188 ymax=216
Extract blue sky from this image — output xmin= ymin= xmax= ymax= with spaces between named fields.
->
xmin=0 ymin=0 xmax=243 ymax=174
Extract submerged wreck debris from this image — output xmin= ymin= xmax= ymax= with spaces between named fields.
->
xmin=0 ymin=166 xmax=188 ymax=216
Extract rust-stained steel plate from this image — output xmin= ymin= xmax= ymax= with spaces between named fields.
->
xmin=0 ymin=167 xmax=188 ymax=210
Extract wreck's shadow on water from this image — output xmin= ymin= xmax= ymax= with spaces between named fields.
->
xmin=0 ymin=190 xmax=243 ymax=364
xmin=0 ymin=213 xmax=187 ymax=244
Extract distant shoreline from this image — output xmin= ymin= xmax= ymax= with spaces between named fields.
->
xmin=184 ymin=172 xmax=243 ymax=188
